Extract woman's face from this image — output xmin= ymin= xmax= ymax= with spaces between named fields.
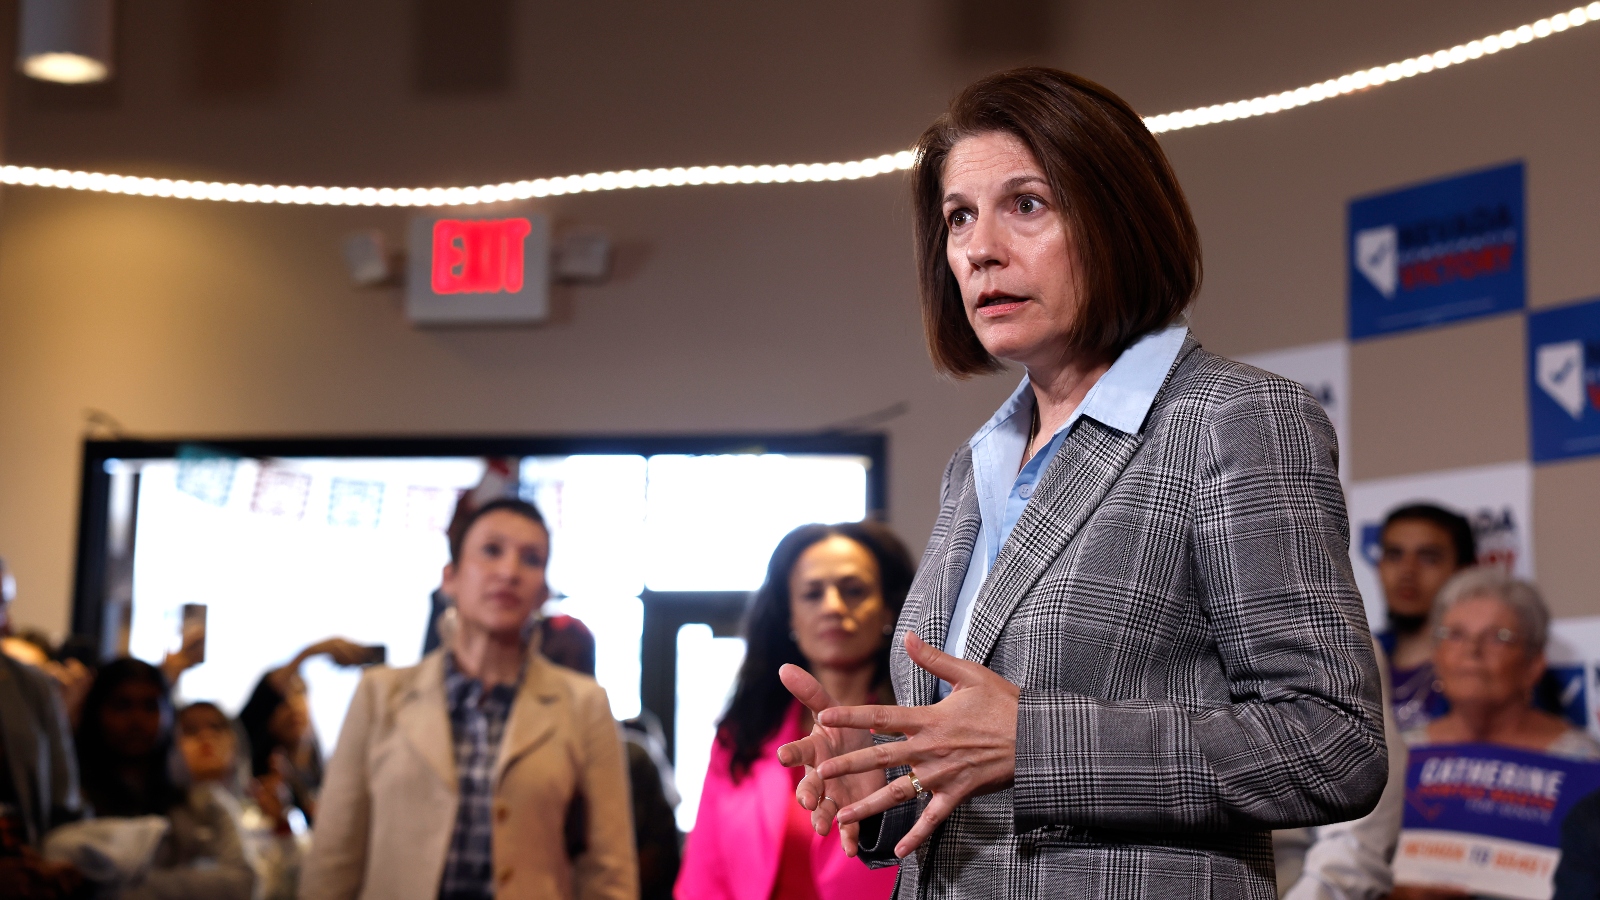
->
xmin=100 ymin=680 xmax=165 ymax=760
xmin=178 ymin=708 xmax=237 ymax=782
xmin=268 ymin=678 xmax=311 ymax=748
xmin=788 ymin=536 xmax=892 ymax=674
xmin=1434 ymin=595 xmax=1544 ymax=711
xmin=443 ymin=510 xmax=551 ymax=639
xmin=942 ymin=131 xmax=1083 ymax=370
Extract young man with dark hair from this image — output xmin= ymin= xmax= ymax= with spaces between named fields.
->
xmin=1375 ymin=503 xmax=1477 ymax=731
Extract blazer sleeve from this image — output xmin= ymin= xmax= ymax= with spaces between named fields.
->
xmin=673 ymin=739 xmax=733 ymax=899
xmin=1281 ymin=639 xmax=1405 ymax=900
xmin=298 ymin=670 xmax=379 ymax=900
xmin=1011 ymin=377 xmax=1388 ymax=833
xmin=573 ymin=685 xmax=639 ymax=900
xmin=853 ymin=735 xmax=915 ymax=869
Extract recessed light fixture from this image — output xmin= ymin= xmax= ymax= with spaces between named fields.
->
xmin=18 ymin=0 xmax=113 ymax=85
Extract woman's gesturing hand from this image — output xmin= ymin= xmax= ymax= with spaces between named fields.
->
xmin=823 ymin=632 xmax=1019 ymax=858
xmin=775 ymin=665 xmax=886 ymax=856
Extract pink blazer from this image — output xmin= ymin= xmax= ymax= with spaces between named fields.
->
xmin=675 ymin=702 xmax=898 ymax=900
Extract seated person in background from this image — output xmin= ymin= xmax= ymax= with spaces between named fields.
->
xmin=676 ymin=522 xmax=912 ymax=900
xmin=1403 ymin=568 xmax=1600 ymax=759
xmin=177 ymin=701 xmax=302 ymax=900
xmin=1375 ymin=504 xmax=1476 ymax=733
xmin=302 ymin=498 xmax=636 ymax=900
xmin=238 ymin=637 xmax=371 ymax=830
xmin=74 ymin=658 xmax=253 ymax=899
xmin=540 ymin=613 xmax=681 ymax=900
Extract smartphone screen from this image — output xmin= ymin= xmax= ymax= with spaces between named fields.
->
xmin=358 ymin=644 xmax=387 ymax=666
xmin=180 ymin=603 xmax=207 ymax=664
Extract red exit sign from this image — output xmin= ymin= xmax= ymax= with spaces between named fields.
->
xmin=406 ymin=212 xmax=549 ymax=325
xmin=431 ymin=218 xmax=533 ymax=294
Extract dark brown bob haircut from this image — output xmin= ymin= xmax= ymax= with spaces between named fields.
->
xmin=914 ymin=67 xmax=1202 ymax=377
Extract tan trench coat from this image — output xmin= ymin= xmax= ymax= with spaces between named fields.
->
xmin=299 ymin=650 xmax=636 ymax=900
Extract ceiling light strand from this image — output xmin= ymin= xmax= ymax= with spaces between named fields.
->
xmin=2 ymin=3 xmax=1592 ymax=207
xmin=1144 ymin=3 xmax=1597 ymax=133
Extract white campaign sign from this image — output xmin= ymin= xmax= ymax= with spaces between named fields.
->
xmin=1393 ymin=831 xmax=1558 ymax=900
xmin=1345 ymin=462 xmax=1534 ymax=632
xmin=1238 ymin=341 xmax=1351 ymax=481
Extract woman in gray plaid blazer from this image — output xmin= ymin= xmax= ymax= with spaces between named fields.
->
xmin=777 ymin=68 xmax=1388 ymax=898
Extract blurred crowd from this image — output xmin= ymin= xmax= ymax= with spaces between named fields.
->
xmin=3 ymin=495 xmax=1600 ymax=900
xmin=1277 ymin=503 xmax=1600 ymax=900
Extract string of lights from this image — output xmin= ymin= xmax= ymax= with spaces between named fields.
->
xmin=2 ymin=3 xmax=1594 ymax=208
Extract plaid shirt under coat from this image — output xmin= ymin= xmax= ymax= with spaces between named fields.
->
xmin=439 ymin=654 xmax=520 ymax=900
xmin=858 ymin=338 xmax=1388 ymax=899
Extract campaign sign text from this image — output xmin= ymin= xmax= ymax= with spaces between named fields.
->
xmin=1348 ymin=162 xmax=1524 ymax=339
xmin=1528 ymin=296 xmax=1600 ymax=462
xmin=1395 ymin=743 xmax=1600 ymax=899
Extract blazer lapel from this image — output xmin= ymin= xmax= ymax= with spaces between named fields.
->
xmin=396 ymin=652 xmax=456 ymax=789
xmin=957 ymin=419 xmax=1144 ymax=670
xmin=494 ymin=656 xmax=561 ymax=786
xmin=905 ymin=449 xmax=982 ymax=708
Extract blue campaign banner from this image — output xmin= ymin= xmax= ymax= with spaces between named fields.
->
xmin=1404 ymin=743 xmax=1600 ymax=847
xmin=1528 ymin=296 xmax=1600 ymax=462
xmin=1397 ymin=744 xmax=1600 ymax=896
xmin=1348 ymin=162 xmax=1525 ymax=339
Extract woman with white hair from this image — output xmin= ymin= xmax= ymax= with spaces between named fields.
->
xmin=1404 ymin=566 xmax=1600 ymax=759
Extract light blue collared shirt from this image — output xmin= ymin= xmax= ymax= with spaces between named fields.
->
xmin=938 ymin=323 xmax=1188 ymax=696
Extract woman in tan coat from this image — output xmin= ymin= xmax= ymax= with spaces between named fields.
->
xmin=300 ymin=498 xmax=636 ymax=900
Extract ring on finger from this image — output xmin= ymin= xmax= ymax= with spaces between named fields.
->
xmin=908 ymin=770 xmax=929 ymax=798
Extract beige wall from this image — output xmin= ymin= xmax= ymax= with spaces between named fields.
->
xmin=2 ymin=0 xmax=1597 ymax=634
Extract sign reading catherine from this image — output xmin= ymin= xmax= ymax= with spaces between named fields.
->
xmin=1395 ymin=744 xmax=1600 ymax=899
xmin=406 ymin=213 xmax=550 ymax=325
xmin=1528 ymin=297 xmax=1600 ymax=462
xmin=1348 ymin=162 xmax=1524 ymax=339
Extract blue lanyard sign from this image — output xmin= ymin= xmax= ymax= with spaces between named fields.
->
xmin=1348 ymin=162 xmax=1525 ymax=339
xmin=1395 ymin=743 xmax=1600 ymax=898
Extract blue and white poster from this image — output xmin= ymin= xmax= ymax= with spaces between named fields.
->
xmin=1349 ymin=162 xmax=1525 ymax=339
xmin=1528 ymin=296 xmax=1600 ymax=463
xmin=1395 ymin=744 xmax=1600 ymax=899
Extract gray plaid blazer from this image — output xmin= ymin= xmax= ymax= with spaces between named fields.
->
xmin=858 ymin=338 xmax=1387 ymax=899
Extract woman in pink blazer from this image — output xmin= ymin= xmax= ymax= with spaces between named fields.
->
xmin=677 ymin=522 xmax=912 ymax=900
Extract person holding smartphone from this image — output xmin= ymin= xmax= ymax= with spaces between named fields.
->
xmin=238 ymin=637 xmax=376 ymax=830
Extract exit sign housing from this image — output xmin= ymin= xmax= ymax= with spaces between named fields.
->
xmin=406 ymin=212 xmax=549 ymax=325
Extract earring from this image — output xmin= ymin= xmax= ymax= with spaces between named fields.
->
xmin=788 ymin=630 xmax=798 ymax=643
xmin=882 ymin=623 xmax=894 ymax=636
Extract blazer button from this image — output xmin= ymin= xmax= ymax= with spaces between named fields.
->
xmin=499 ymin=868 xmax=514 ymax=885
xmin=495 ymin=805 xmax=509 ymax=823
